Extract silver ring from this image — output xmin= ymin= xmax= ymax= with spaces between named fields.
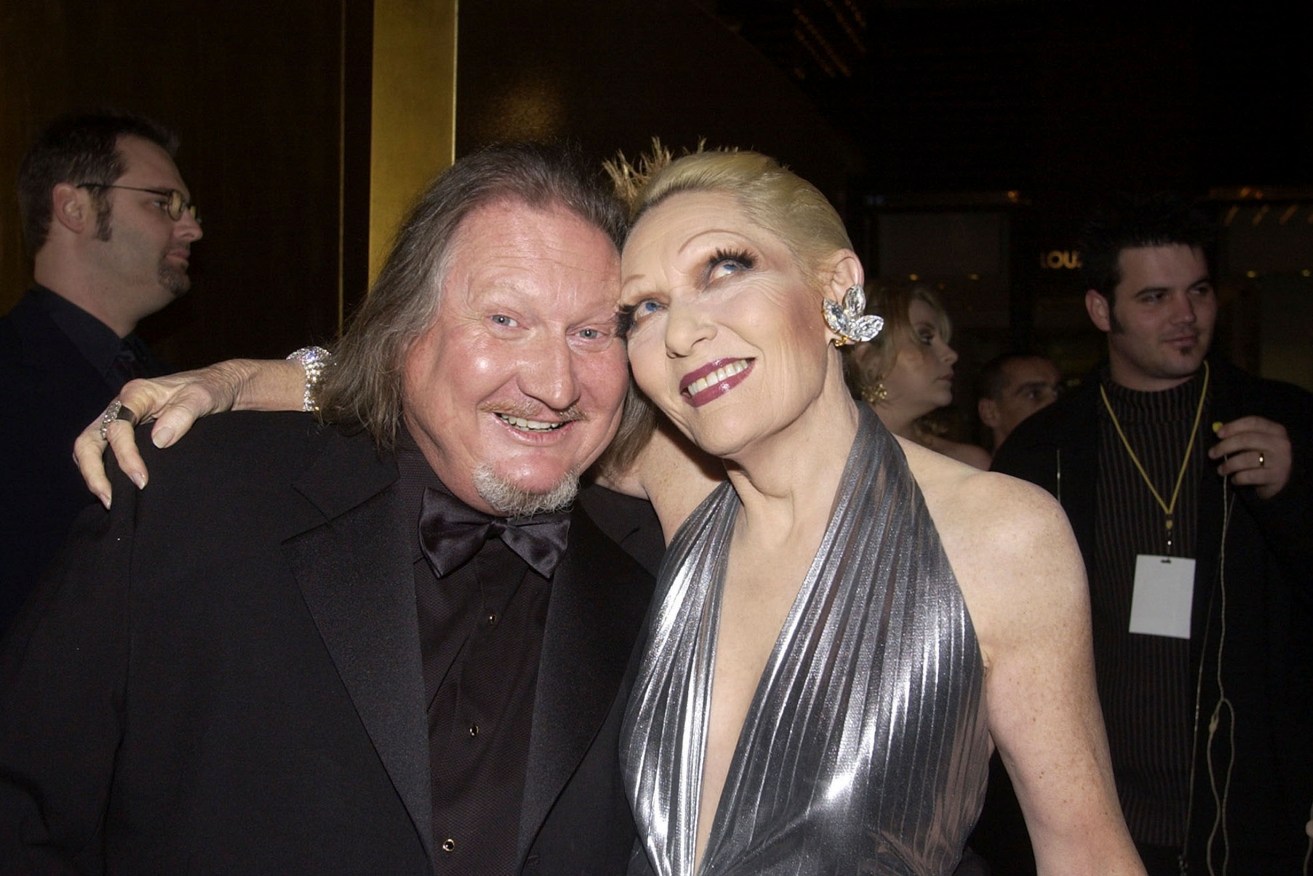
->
xmin=97 ymin=400 xmax=137 ymax=441
xmin=1258 ymin=451 xmax=1266 ymax=468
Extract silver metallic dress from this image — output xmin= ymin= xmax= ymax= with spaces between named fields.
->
xmin=622 ymin=408 xmax=990 ymax=875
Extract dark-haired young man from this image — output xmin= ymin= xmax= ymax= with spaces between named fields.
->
xmin=990 ymin=193 xmax=1312 ymax=874
xmin=0 ymin=111 xmax=202 ymax=630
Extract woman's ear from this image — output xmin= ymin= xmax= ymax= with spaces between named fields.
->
xmin=822 ymin=250 xmax=864 ymax=304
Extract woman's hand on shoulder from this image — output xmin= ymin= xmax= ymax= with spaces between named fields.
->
xmin=74 ymin=358 xmax=304 ymax=508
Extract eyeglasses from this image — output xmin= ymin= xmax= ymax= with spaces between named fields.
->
xmin=77 ymin=183 xmax=200 ymax=223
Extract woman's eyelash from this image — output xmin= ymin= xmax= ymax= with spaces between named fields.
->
xmin=617 ymin=305 xmax=636 ymax=337
xmin=709 ymin=248 xmax=755 ymax=271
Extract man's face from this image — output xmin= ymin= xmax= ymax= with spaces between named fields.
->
xmin=1085 ymin=244 xmax=1216 ymax=392
xmin=88 ymin=135 xmax=203 ymax=319
xmin=979 ymin=356 xmax=1061 ymax=448
xmin=402 ymin=199 xmax=629 ymax=516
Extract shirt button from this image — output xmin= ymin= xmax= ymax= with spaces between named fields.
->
xmin=442 ymin=838 xmax=456 ymax=853
xmin=486 ymin=612 xmax=498 ymax=626
xmin=469 ymin=723 xmax=479 ymax=737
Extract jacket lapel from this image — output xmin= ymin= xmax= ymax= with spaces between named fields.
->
xmin=516 ymin=505 xmax=654 ymax=860
xmin=282 ymin=429 xmax=435 ymax=865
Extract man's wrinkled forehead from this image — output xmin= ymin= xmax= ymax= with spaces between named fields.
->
xmin=437 ymin=197 xmax=622 ymax=308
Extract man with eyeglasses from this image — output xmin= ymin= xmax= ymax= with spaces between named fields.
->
xmin=0 ymin=110 xmax=202 ymax=632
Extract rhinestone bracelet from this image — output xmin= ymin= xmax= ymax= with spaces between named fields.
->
xmin=286 ymin=346 xmax=331 ymax=412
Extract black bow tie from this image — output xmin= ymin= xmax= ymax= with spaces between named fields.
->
xmin=419 ymin=488 xmax=571 ymax=580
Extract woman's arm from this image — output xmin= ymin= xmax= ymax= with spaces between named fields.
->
xmin=930 ymin=465 xmax=1143 ymax=875
xmin=615 ymin=417 xmax=724 ymax=543
xmin=74 ymin=358 xmax=305 ymax=507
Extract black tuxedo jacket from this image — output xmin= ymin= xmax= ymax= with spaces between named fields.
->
xmin=0 ymin=411 xmax=653 ymax=874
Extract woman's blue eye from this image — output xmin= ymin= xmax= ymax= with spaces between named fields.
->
xmin=708 ymin=248 xmax=755 ymax=279
xmin=617 ymin=300 xmax=664 ymax=336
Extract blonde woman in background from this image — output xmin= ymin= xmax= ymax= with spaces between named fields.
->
xmin=845 ymin=284 xmax=992 ymax=469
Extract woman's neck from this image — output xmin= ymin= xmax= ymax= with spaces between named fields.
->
xmin=724 ymin=380 xmax=861 ymax=540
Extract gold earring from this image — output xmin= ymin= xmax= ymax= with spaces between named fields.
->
xmin=860 ymin=381 xmax=888 ymax=404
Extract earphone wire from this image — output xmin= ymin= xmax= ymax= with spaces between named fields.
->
xmin=1201 ymin=480 xmax=1235 ymax=876
xmin=1183 ymin=467 xmax=1236 ymax=876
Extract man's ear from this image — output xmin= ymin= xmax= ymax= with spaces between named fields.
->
xmin=1085 ymin=289 xmax=1112 ymax=333
xmin=978 ymin=397 xmax=1000 ymax=430
xmin=51 ymin=183 xmax=90 ymax=234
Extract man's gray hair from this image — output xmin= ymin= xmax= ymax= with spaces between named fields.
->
xmin=317 ymin=142 xmax=628 ymax=449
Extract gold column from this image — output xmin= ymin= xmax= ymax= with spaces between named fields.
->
xmin=369 ymin=0 xmax=458 ymax=286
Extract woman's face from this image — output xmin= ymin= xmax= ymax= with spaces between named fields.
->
xmin=880 ymin=298 xmax=958 ymax=417
xmin=618 ymin=190 xmax=834 ymax=460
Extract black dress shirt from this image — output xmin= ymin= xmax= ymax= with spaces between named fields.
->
xmin=33 ymin=285 xmax=170 ymax=388
xmin=395 ymin=434 xmax=554 ymax=873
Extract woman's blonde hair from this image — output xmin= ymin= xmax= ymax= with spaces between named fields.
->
xmin=607 ymin=142 xmax=853 ymax=276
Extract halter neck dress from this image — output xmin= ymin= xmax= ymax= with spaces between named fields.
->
xmin=621 ymin=407 xmax=990 ymax=875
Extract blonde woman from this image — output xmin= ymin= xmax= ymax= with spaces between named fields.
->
xmin=845 ymin=284 xmax=991 ymax=469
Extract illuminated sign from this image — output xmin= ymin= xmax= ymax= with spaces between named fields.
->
xmin=1040 ymin=250 xmax=1082 ymax=270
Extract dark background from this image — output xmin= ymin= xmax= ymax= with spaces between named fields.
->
xmin=3 ymin=0 xmax=1310 ymax=436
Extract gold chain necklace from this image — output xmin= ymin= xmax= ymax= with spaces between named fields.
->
xmin=1098 ymin=361 xmax=1209 ymax=551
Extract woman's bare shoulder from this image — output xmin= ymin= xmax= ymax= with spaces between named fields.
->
xmin=904 ymin=436 xmax=1086 ymax=651
xmin=903 ymin=436 xmax=1060 ymax=540
xmin=920 ymin=433 xmax=991 ymax=470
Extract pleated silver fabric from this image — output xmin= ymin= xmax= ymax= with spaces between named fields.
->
xmin=622 ymin=407 xmax=990 ymax=875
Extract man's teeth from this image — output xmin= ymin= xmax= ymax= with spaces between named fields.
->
xmin=686 ymin=361 xmax=748 ymax=397
xmin=498 ymin=414 xmax=564 ymax=432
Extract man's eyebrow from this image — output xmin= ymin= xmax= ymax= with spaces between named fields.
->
xmin=1134 ymin=274 xmax=1212 ymax=296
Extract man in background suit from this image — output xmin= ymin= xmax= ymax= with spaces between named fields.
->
xmin=0 ymin=110 xmax=201 ymax=631
xmin=0 ymin=143 xmax=652 ymax=873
